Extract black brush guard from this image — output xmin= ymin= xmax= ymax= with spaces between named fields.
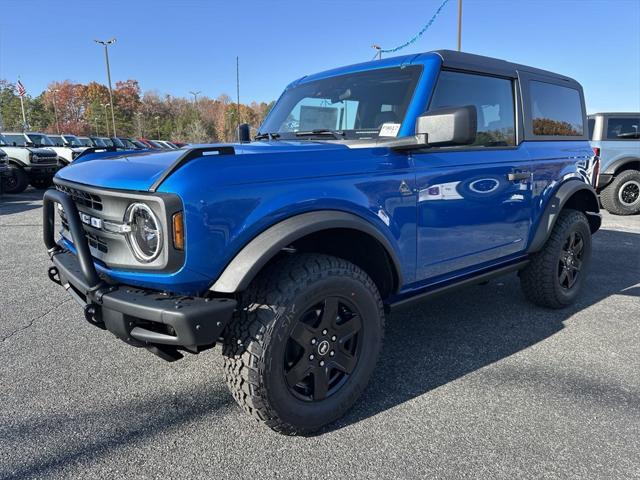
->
xmin=43 ymin=188 xmax=236 ymax=361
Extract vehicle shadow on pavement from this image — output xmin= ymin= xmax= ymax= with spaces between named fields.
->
xmin=1 ymin=382 xmax=235 ymax=479
xmin=324 ymin=228 xmax=640 ymax=435
xmin=0 ymin=190 xmax=45 ymax=216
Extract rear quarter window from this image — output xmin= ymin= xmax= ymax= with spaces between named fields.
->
xmin=530 ymin=80 xmax=584 ymax=136
xmin=606 ymin=117 xmax=640 ymax=140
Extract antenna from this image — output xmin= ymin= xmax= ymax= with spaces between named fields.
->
xmin=236 ymin=56 xmax=241 ymax=139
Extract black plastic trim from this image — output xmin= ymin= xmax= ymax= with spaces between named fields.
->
xmin=149 ymin=146 xmax=235 ymax=192
xmin=527 ymin=180 xmax=600 ymax=253
xmin=602 ymin=156 xmax=640 ymax=175
xmin=210 ymin=211 xmax=404 ymax=293
xmin=388 ymin=260 xmax=529 ymax=311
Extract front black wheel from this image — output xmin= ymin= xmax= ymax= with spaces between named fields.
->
xmin=2 ymin=165 xmax=28 ymax=194
xmin=222 ymin=254 xmax=384 ymax=435
xmin=520 ymin=209 xmax=592 ymax=308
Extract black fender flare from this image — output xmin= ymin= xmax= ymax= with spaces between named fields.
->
xmin=604 ymin=156 xmax=640 ymax=175
xmin=7 ymin=157 xmax=27 ymax=168
xmin=527 ymin=180 xmax=601 ymax=253
xmin=209 ymin=210 xmax=404 ymax=293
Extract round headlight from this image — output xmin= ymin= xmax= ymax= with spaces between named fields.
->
xmin=125 ymin=203 xmax=163 ymax=262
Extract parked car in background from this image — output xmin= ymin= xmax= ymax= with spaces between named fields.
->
xmin=137 ymin=137 xmax=162 ymax=149
xmin=88 ymin=136 xmax=108 ymax=148
xmin=0 ymin=131 xmax=59 ymax=192
xmin=116 ymin=137 xmax=147 ymax=150
xmin=44 ymin=50 xmax=600 ymax=434
xmin=154 ymin=140 xmax=179 ymax=149
xmin=47 ymin=134 xmax=86 ymax=165
xmin=589 ymin=112 xmax=640 ymax=215
xmin=172 ymin=141 xmax=188 ymax=148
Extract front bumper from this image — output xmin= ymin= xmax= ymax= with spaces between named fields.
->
xmin=43 ymin=189 xmax=236 ymax=359
xmin=25 ymin=163 xmax=60 ymax=177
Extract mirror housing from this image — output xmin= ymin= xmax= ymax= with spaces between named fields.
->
xmin=416 ymin=105 xmax=477 ymax=147
xmin=237 ymin=123 xmax=250 ymax=143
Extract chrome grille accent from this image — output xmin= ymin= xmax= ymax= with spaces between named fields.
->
xmin=55 ymin=184 xmax=103 ymax=211
xmin=60 ymin=215 xmax=109 ymax=253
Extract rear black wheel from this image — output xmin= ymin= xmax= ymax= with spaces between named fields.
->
xmin=600 ymin=169 xmax=640 ymax=215
xmin=223 ymin=254 xmax=384 ymax=435
xmin=520 ymin=209 xmax=592 ymax=308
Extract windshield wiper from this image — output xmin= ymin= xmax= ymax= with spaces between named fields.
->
xmin=254 ymin=132 xmax=281 ymax=140
xmin=295 ymin=129 xmax=344 ymax=139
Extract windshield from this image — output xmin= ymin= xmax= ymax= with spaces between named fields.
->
xmin=101 ymin=138 xmax=114 ymax=147
xmin=48 ymin=135 xmax=64 ymax=146
xmin=26 ymin=133 xmax=55 ymax=146
xmin=78 ymin=137 xmax=93 ymax=147
xmin=90 ymin=137 xmax=107 ymax=147
xmin=3 ymin=134 xmax=28 ymax=146
xmin=110 ymin=137 xmax=125 ymax=148
xmin=63 ymin=135 xmax=83 ymax=147
xmin=260 ymin=65 xmax=422 ymax=140
xmin=0 ymin=133 xmax=6 ymax=146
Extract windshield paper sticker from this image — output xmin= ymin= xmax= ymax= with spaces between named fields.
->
xmin=379 ymin=123 xmax=401 ymax=137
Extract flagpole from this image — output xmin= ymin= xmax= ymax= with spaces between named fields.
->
xmin=19 ymin=94 xmax=27 ymax=130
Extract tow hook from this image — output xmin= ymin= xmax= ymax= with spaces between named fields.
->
xmin=47 ymin=266 xmax=61 ymax=286
xmin=84 ymin=304 xmax=106 ymax=330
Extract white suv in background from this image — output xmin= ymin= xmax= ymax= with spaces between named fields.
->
xmin=0 ymin=132 xmax=60 ymax=192
xmin=47 ymin=134 xmax=87 ymax=164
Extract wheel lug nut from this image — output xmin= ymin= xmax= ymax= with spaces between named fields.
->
xmin=309 ymin=354 xmax=314 ymax=360
xmin=322 ymin=329 xmax=328 ymax=335
xmin=331 ymin=335 xmax=337 ymax=341
xmin=311 ymin=338 xmax=317 ymax=345
xmin=319 ymin=360 xmax=325 ymax=367
xmin=330 ymin=351 xmax=335 ymax=357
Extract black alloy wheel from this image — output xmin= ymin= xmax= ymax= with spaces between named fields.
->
xmin=284 ymin=296 xmax=362 ymax=402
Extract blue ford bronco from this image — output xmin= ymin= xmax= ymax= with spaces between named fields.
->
xmin=44 ymin=50 xmax=601 ymax=434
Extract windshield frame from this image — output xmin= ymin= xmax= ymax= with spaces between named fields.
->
xmin=259 ymin=65 xmax=423 ymax=141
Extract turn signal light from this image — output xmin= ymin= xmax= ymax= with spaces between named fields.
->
xmin=172 ymin=212 xmax=184 ymax=250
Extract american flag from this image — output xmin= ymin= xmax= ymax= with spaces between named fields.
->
xmin=16 ymin=80 xmax=26 ymax=97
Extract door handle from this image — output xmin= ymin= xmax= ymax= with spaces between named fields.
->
xmin=507 ymin=171 xmax=531 ymax=182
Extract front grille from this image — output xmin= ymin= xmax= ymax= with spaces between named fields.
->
xmin=32 ymin=154 xmax=58 ymax=164
xmin=56 ymin=184 xmax=103 ymax=211
xmin=60 ymin=215 xmax=109 ymax=253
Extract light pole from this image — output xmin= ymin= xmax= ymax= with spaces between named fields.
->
xmin=135 ymin=111 xmax=144 ymax=137
xmin=93 ymin=117 xmax=99 ymax=136
xmin=371 ymin=44 xmax=382 ymax=60
xmin=154 ymin=116 xmax=160 ymax=139
xmin=101 ymin=103 xmax=110 ymax=136
xmin=50 ymin=89 xmax=60 ymax=134
xmin=457 ymin=0 xmax=463 ymax=51
xmin=94 ymin=38 xmax=117 ymax=136
xmin=189 ymin=90 xmax=201 ymax=104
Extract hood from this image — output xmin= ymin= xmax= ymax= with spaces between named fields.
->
xmin=55 ymin=141 xmax=351 ymax=192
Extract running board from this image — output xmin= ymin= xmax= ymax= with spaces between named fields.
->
xmin=386 ymin=260 xmax=529 ymax=312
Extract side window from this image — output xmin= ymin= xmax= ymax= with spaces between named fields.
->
xmin=606 ymin=117 xmax=640 ymax=140
xmin=429 ymin=70 xmax=516 ymax=147
xmin=529 ymin=81 xmax=583 ymax=136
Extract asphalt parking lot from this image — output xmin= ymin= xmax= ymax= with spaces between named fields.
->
xmin=1 ymin=189 xmax=639 ymax=479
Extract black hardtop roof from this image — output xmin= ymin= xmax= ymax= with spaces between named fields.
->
xmin=588 ymin=112 xmax=640 ymax=117
xmin=433 ymin=49 xmax=580 ymax=86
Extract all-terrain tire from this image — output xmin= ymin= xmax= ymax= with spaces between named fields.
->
xmin=520 ymin=209 xmax=592 ymax=309
xmin=222 ymin=253 xmax=384 ymax=435
xmin=2 ymin=165 xmax=28 ymax=194
xmin=600 ymin=169 xmax=640 ymax=215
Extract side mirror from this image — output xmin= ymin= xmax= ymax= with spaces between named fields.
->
xmin=237 ymin=123 xmax=250 ymax=143
xmin=416 ymin=105 xmax=477 ymax=147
